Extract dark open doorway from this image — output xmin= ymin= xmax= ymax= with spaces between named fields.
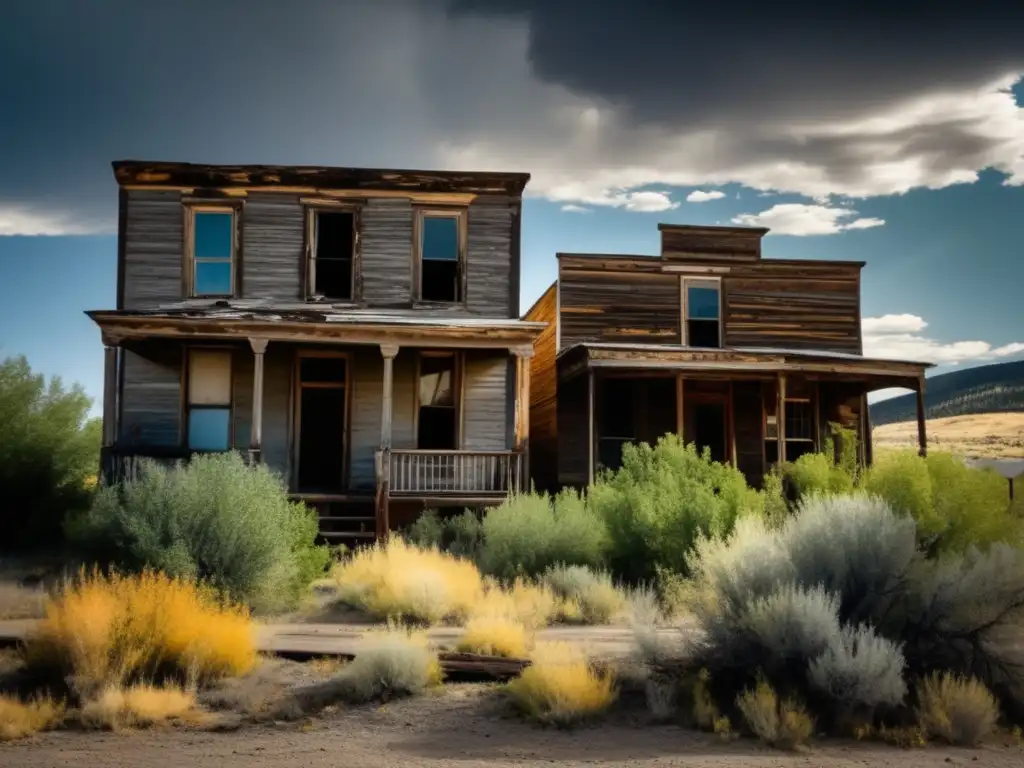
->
xmin=686 ymin=399 xmax=728 ymax=463
xmin=296 ymin=355 xmax=347 ymax=492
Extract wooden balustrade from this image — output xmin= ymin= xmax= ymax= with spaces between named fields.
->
xmin=383 ymin=450 xmax=524 ymax=496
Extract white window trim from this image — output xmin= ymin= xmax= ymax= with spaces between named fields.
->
xmin=185 ymin=205 xmax=238 ymax=298
xmin=680 ymin=276 xmax=723 ymax=348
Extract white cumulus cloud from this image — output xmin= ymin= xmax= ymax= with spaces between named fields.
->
xmin=686 ymin=190 xmax=726 ymax=203
xmin=731 ymin=204 xmax=885 ymax=235
xmin=561 ymin=204 xmax=591 ymax=213
xmin=0 ymin=206 xmax=109 ymax=236
xmin=862 ymin=313 xmax=1024 ymax=365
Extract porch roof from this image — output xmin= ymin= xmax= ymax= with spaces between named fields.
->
xmin=88 ymin=304 xmax=546 ymax=351
xmin=557 ymin=342 xmax=933 ymax=388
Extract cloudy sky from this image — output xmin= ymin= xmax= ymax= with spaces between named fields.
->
xmin=2 ymin=0 xmax=1023 ymax=408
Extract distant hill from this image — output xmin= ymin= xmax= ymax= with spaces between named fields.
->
xmin=870 ymin=360 xmax=1024 ymax=426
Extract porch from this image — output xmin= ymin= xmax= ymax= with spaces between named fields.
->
xmin=92 ymin=308 xmax=543 ymax=542
xmin=556 ymin=343 xmax=933 ymax=488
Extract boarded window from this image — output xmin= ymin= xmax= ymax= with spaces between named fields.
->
xmin=310 ymin=211 xmax=354 ymax=300
xmin=419 ymin=213 xmax=462 ymax=303
xmin=684 ymin=281 xmax=721 ymax=348
xmin=417 ymin=353 xmax=457 ymax=449
xmin=192 ymin=211 xmax=235 ymax=296
xmin=187 ymin=350 xmax=232 ymax=451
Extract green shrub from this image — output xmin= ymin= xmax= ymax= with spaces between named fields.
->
xmin=543 ymin=565 xmax=625 ymax=624
xmin=406 ymin=510 xmax=483 ymax=560
xmin=478 ymin=490 xmax=606 ymax=580
xmin=863 ymin=450 xmax=1023 ymax=554
xmin=406 ymin=510 xmax=444 ymax=549
xmin=333 ymin=628 xmax=442 ymax=703
xmin=784 ymin=452 xmax=856 ymax=500
xmin=0 ymin=356 xmax=100 ymax=550
xmin=590 ymin=435 xmax=762 ymax=583
xmin=67 ymin=452 xmax=330 ymax=613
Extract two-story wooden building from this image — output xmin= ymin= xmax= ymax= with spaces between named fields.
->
xmin=525 ymin=223 xmax=933 ymax=491
xmin=90 ymin=161 xmax=543 ymax=543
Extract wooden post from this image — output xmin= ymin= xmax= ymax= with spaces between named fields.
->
xmin=915 ymin=375 xmax=927 ymax=457
xmin=378 ymin=344 xmax=399 ymax=539
xmin=587 ymin=368 xmax=596 ymax=486
xmin=101 ymin=339 xmax=120 ymax=448
xmin=676 ymin=374 xmax=685 ymax=443
xmin=777 ymin=373 xmax=787 ymax=463
xmin=248 ymin=338 xmax=268 ymax=464
xmin=512 ymin=345 xmax=534 ymax=492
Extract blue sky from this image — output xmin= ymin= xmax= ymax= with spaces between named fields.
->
xmin=2 ymin=2 xmax=1023 ymax=412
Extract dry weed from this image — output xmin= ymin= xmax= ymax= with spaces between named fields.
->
xmin=80 ymin=684 xmax=197 ymax=729
xmin=916 ymin=672 xmax=1000 ymax=746
xmin=456 ymin=616 xmax=530 ymax=658
xmin=506 ymin=641 xmax=616 ymax=726
xmin=0 ymin=694 xmax=65 ymax=741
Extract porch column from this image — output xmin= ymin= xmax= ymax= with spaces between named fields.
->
xmin=587 ymin=368 xmax=596 ymax=485
xmin=101 ymin=336 xmax=120 ymax=448
xmin=512 ymin=345 xmax=534 ymax=491
xmin=248 ymin=338 xmax=269 ymax=464
xmin=915 ymin=375 xmax=928 ymax=457
xmin=378 ymin=344 xmax=400 ymax=539
xmin=776 ymin=373 xmax=787 ymax=463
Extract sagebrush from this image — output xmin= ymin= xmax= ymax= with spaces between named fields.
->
xmin=333 ymin=627 xmax=442 ymax=703
xmin=67 ymin=453 xmax=330 ymax=613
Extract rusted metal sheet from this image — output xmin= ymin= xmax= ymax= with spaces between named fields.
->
xmin=462 ymin=351 xmax=510 ymax=451
xmin=465 ymin=198 xmax=515 ymax=318
xmin=559 ymin=269 xmax=681 ymax=347
xmin=123 ymin=190 xmax=183 ymax=309
xmin=241 ymin=194 xmax=304 ymax=300
xmin=119 ymin=347 xmax=180 ymax=446
xmin=523 ymin=284 xmax=558 ymax=492
xmin=360 ymin=199 xmax=414 ymax=307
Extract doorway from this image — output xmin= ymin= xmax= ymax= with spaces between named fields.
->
xmin=296 ymin=354 xmax=348 ymax=493
xmin=685 ymin=398 xmax=729 ymax=463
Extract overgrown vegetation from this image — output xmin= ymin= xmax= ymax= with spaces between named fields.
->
xmin=506 ymin=642 xmax=616 ymax=726
xmin=79 ymin=684 xmax=198 ymax=730
xmin=331 ymin=627 xmax=442 ymax=703
xmin=25 ymin=568 xmax=257 ymax=697
xmin=0 ymin=355 xmax=100 ymax=550
xmin=915 ymin=673 xmax=1000 ymax=746
xmin=67 ymin=453 xmax=330 ymax=614
xmin=0 ymin=694 xmax=65 ymax=742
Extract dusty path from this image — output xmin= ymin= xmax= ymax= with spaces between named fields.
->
xmin=0 ymin=619 xmax=682 ymax=661
xmin=4 ymin=685 xmax=1021 ymax=768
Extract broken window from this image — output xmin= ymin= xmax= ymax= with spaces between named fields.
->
xmin=187 ymin=349 xmax=232 ymax=451
xmin=308 ymin=210 xmax=355 ymax=300
xmin=684 ymin=280 xmax=721 ymax=348
xmin=191 ymin=210 xmax=235 ymax=296
xmin=417 ymin=353 xmax=457 ymax=449
xmin=418 ymin=212 xmax=463 ymax=303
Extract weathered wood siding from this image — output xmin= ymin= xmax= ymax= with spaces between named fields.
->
xmin=119 ymin=346 xmax=181 ymax=445
xmin=241 ymin=194 xmax=304 ymax=300
xmin=723 ymin=262 xmax=862 ymax=354
xmin=466 ymin=199 xmax=515 ymax=317
xmin=230 ymin=345 xmax=292 ymax=479
xmin=559 ymin=264 xmax=681 ymax=347
xmin=557 ymin=372 xmax=590 ymax=488
xmin=123 ymin=191 xmax=183 ymax=309
xmin=661 ymin=226 xmax=762 ymax=261
xmin=349 ymin=348 xmax=384 ymax=491
xmin=732 ymin=380 xmax=765 ymax=486
xmin=361 ymin=199 xmax=413 ymax=307
xmin=232 ymin=350 xmax=254 ymax=452
xmin=462 ymin=351 xmax=511 ymax=450
xmin=524 ymin=284 xmax=558 ymax=492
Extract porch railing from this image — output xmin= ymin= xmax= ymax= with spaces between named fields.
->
xmin=381 ymin=449 xmax=525 ymax=496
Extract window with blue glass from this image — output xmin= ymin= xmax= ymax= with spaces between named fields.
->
xmin=191 ymin=210 xmax=235 ymax=296
xmin=684 ymin=280 xmax=721 ymax=348
xmin=418 ymin=211 xmax=463 ymax=302
xmin=187 ymin=350 xmax=232 ymax=452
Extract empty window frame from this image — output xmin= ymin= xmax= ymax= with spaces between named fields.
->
xmin=682 ymin=278 xmax=721 ymax=348
xmin=187 ymin=207 xmax=237 ymax=297
xmin=306 ymin=207 xmax=357 ymax=301
xmin=416 ymin=209 xmax=465 ymax=303
xmin=765 ymin=398 xmax=816 ymax=464
xmin=186 ymin=349 xmax=232 ymax=452
xmin=416 ymin=352 xmax=459 ymax=450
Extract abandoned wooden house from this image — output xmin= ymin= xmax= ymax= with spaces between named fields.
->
xmin=90 ymin=161 xmax=542 ymax=542
xmin=524 ymin=223 xmax=934 ymax=492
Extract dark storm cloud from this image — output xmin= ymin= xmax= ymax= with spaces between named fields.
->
xmin=445 ymin=1 xmax=1024 ymax=127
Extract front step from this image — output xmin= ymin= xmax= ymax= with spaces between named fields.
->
xmin=304 ymin=500 xmax=377 ymax=549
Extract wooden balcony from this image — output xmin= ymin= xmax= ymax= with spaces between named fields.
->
xmin=377 ymin=449 xmax=525 ymax=498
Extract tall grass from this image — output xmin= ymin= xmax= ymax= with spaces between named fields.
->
xmin=0 ymin=694 xmax=65 ymax=741
xmin=331 ymin=538 xmax=484 ymax=624
xmin=507 ymin=642 xmax=616 ymax=725
xmin=25 ymin=568 xmax=256 ymax=695
xmin=80 ymin=684 xmax=197 ymax=730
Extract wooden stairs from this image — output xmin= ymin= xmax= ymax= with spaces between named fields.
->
xmin=298 ymin=496 xmax=377 ymax=549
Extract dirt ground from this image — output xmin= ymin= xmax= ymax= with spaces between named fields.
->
xmin=4 ymin=681 xmax=1023 ymax=768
